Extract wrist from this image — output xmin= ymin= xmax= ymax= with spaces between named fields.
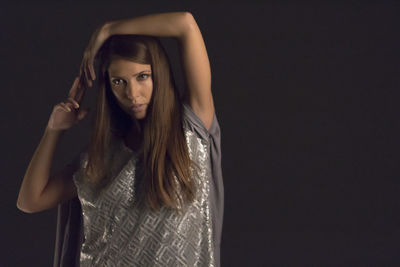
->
xmin=44 ymin=125 xmax=65 ymax=136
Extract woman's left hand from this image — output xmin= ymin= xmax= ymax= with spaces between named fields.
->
xmin=79 ymin=23 xmax=111 ymax=87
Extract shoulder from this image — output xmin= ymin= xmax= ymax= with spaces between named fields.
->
xmin=181 ymin=102 xmax=220 ymax=142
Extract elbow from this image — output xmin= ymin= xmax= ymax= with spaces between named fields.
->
xmin=182 ymin=11 xmax=194 ymax=20
xmin=180 ymin=12 xmax=197 ymax=35
xmin=17 ymin=206 xmax=35 ymax=214
xmin=16 ymin=198 xmax=37 ymax=214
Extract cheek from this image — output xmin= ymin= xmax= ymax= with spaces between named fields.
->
xmin=111 ymin=89 xmax=120 ymax=99
xmin=147 ymin=81 xmax=153 ymax=97
xmin=112 ymin=89 xmax=125 ymax=105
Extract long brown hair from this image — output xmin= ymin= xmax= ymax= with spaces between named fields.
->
xmin=83 ymin=34 xmax=198 ymax=212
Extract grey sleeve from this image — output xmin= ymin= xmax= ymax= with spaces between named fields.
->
xmin=182 ymin=103 xmax=220 ymax=140
xmin=182 ymin=103 xmax=224 ymax=264
xmin=53 ymin=144 xmax=89 ymax=267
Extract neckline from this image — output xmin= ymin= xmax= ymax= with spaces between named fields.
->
xmin=119 ymin=137 xmax=143 ymax=156
xmin=121 ymin=141 xmax=134 ymax=153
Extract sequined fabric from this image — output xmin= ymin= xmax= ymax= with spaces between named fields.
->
xmin=73 ymin=119 xmax=216 ymax=266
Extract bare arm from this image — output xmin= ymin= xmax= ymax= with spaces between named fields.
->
xmin=16 ymin=77 xmax=86 ymax=213
xmin=104 ymin=12 xmax=190 ymax=39
xmin=16 ymin=127 xmax=65 ymax=213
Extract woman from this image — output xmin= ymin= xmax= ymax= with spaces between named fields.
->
xmin=16 ymin=12 xmax=224 ymax=266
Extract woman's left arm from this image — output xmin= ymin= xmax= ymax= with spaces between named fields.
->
xmin=84 ymin=12 xmax=214 ymax=130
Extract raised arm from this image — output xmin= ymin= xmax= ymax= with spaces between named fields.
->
xmin=82 ymin=12 xmax=214 ymax=131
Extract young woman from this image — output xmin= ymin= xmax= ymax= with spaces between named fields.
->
xmin=16 ymin=12 xmax=224 ymax=266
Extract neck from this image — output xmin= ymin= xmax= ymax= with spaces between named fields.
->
xmin=132 ymin=118 xmax=145 ymax=133
xmin=124 ymin=122 xmax=144 ymax=152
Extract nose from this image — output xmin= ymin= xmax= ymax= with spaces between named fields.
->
xmin=125 ymin=81 xmax=140 ymax=101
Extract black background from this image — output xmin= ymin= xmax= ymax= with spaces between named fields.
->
xmin=2 ymin=1 xmax=400 ymax=266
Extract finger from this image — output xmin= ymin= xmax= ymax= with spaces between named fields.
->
xmin=65 ymin=102 xmax=78 ymax=112
xmin=60 ymin=103 xmax=72 ymax=112
xmin=79 ymin=58 xmax=85 ymax=77
xmin=80 ymin=53 xmax=92 ymax=87
xmin=77 ymin=75 xmax=85 ymax=92
xmin=77 ymin=109 xmax=89 ymax=121
xmin=68 ymin=77 xmax=80 ymax=99
xmin=67 ymin=97 xmax=80 ymax=108
xmin=54 ymin=104 xmax=65 ymax=112
xmin=85 ymin=63 xmax=93 ymax=87
xmin=89 ymin=59 xmax=96 ymax=80
xmin=68 ymin=97 xmax=80 ymax=108
xmin=83 ymin=62 xmax=90 ymax=84
xmin=75 ymin=79 xmax=84 ymax=103
xmin=72 ymin=76 xmax=86 ymax=104
xmin=76 ymin=88 xmax=85 ymax=104
xmin=80 ymin=55 xmax=89 ymax=84
xmin=76 ymin=76 xmax=87 ymax=103
xmin=84 ymin=67 xmax=93 ymax=87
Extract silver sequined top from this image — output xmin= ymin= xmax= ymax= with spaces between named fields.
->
xmin=72 ymin=104 xmax=224 ymax=266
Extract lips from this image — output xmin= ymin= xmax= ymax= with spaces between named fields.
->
xmin=131 ymin=104 xmax=144 ymax=108
xmin=130 ymin=104 xmax=146 ymax=112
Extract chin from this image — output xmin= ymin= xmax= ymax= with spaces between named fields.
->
xmin=131 ymin=112 xmax=146 ymax=120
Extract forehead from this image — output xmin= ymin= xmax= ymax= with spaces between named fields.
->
xmin=108 ymin=58 xmax=151 ymax=75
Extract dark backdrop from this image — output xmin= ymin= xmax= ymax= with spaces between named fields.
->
xmin=2 ymin=1 xmax=400 ymax=266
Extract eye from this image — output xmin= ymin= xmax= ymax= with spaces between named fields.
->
xmin=138 ymin=73 xmax=151 ymax=80
xmin=111 ymin=78 xmax=124 ymax=86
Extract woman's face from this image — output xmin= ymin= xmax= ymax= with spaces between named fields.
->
xmin=108 ymin=58 xmax=153 ymax=120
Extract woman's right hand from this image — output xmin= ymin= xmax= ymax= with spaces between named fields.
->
xmin=47 ymin=77 xmax=90 ymax=131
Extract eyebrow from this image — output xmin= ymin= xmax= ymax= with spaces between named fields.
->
xmin=109 ymin=70 xmax=151 ymax=78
